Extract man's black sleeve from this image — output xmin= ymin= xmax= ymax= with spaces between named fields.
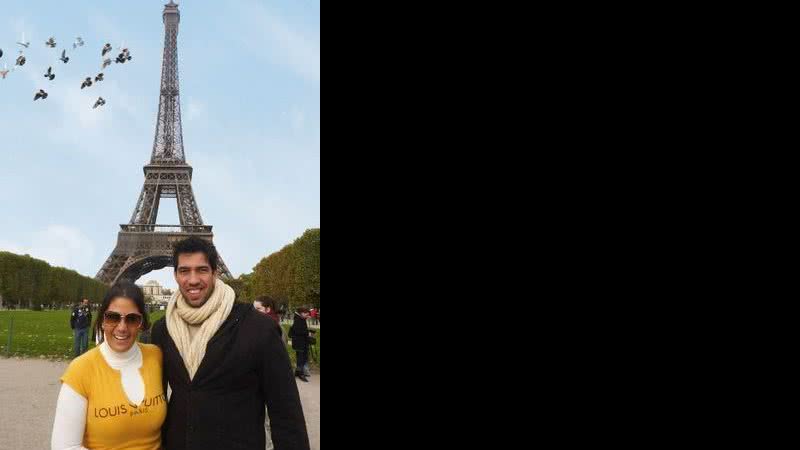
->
xmin=150 ymin=319 xmax=169 ymax=401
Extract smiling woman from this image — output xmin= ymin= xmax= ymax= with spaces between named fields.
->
xmin=51 ymin=281 xmax=166 ymax=450
xmin=92 ymin=281 xmax=151 ymax=348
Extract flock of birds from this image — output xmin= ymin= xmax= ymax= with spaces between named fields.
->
xmin=1 ymin=33 xmax=133 ymax=109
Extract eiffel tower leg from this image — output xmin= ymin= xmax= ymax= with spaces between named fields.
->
xmin=130 ymin=185 xmax=159 ymax=225
xmin=216 ymin=255 xmax=233 ymax=280
xmin=177 ymin=184 xmax=203 ymax=226
xmin=96 ymin=249 xmax=132 ymax=285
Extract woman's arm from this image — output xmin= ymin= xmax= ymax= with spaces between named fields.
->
xmin=51 ymin=383 xmax=90 ymax=450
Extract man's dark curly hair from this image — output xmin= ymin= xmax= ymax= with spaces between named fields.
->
xmin=172 ymin=237 xmax=219 ymax=273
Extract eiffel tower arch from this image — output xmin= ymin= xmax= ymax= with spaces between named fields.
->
xmin=96 ymin=1 xmax=232 ymax=285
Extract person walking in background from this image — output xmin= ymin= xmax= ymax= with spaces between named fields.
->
xmin=70 ymin=299 xmax=92 ymax=357
xmin=289 ymin=307 xmax=311 ymax=382
xmin=255 ymin=296 xmax=286 ymax=344
xmin=254 ymin=296 xmax=282 ymax=332
xmin=253 ymin=295 xmax=285 ymax=450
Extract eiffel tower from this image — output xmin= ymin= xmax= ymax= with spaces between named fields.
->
xmin=96 ymin=1 xmax=231 ymax=285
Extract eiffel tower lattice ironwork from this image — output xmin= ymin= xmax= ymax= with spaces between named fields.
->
xmin=96 ymin=1 xmax=232 ymax=285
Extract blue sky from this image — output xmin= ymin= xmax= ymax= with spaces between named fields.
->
xmin=0 ymin=1 xmax=320 ymax=290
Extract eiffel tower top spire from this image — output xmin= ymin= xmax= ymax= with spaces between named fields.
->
xmin=151 ymin=0 xmax=185 ymax=165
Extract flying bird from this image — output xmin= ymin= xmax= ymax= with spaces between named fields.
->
xmin=45 ymin=37 xmax=57 ymax=48
xmin=60 ymin=49 xmax=69 ymax=64
xmin=81 ymin=77 xmax=93 ymax=89
xmin=44 ymin=66 xmax=55 ymax=80
xmin=93 ymin=97 xmax=106 ymax=109
xmin=34 ymin=89 xmax=48 ymax=101
xmin=115 ymin=48 xmax=133 ymax=64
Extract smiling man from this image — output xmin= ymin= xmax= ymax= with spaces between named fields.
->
xmin=151 ymin=237 xmax=310 ymax=450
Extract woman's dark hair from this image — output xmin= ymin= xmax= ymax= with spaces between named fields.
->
xmin=255 ymin=295 xmax=276 ymax=311
xmin=93 ymin=280 xmax=151 ymax=344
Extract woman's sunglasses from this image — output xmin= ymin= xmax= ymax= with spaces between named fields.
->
xmin=103 ymin=312 xmax=144 ymax=328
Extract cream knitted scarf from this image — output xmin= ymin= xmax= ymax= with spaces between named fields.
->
xmin=166 ymin=278 xmax=236 ymax=380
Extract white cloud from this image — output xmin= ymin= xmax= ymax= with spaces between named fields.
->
xmin=0 ymin=241 xmax=25 ymax=255
xmin=185 ymin=98 xmax=206 ymax=122
xmin=60 ymin=77 xmax=141 ymax=130
xmin=290 ymin=107 xmax=305 ymax=132
xmin=280 ymin=107 xmax=307 ymax=132
xmin=0 ymin=225 xmax=96 ymax=276
xmin=190 ymin=150 xmax=320 ymax=276
xmin=60 ymin=80 xmax=114 ymax=130
xmin=238 ymin=1 xmax=321 ymax=83
xmin=88 ymin=12 xmax=125 ymax=50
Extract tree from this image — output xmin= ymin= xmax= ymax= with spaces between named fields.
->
xmin=240 ymin=228 xmax=320 ymax=310
xmin=0 ymin=251 xmax=109 ymax=309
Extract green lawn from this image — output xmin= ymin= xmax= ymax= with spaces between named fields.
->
xmin=0 ymin=310 xmax=86 ymax=359
xmin=0 ymin=310 xmax=167 ymax=358
xmin=0 ymin=310 xmax=318 ymax=370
